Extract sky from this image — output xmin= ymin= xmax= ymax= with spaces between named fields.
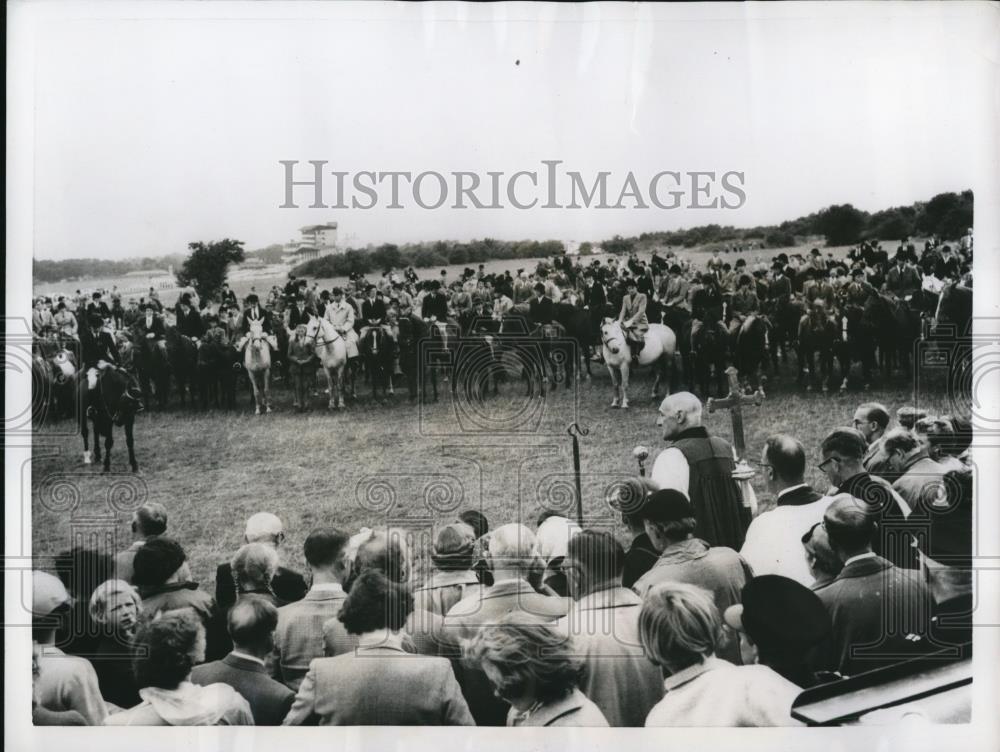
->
xmin=24 ymin=2 xmax=995 ymax=260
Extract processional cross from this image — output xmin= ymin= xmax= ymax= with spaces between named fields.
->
xmin=706 ymin=366 xmax=765 ymax=463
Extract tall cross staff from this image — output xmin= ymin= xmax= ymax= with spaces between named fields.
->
xmin=567 ymin=423 xmax=590 ymax=527
xmin=706 ymin=366 xmax=764 ymax=463
xmin=706 ymin=366 xmax=764 ymax=514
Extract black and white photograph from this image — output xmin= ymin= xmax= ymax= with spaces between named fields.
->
xmin=6 ymin=2 xmax=1000 ymax=750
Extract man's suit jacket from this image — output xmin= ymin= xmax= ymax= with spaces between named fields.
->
xmin=361 ymin=298 xmax=387 ymax=325
xmin=528 ymin=296 xmax=555 ymax=327
xmin=283 ymin=643 xmax=474 ymax=726
xmin=80 ymin=327 xmax=120 ymax=369
xmin=813 ymin=554 xmax=933 ymax=676
xmin=241 ymin=306 xmax=273 ymax=334
xmin=555 ymin=587 xmax=664 ymax=727
xmin=442 ymin=579 xmax=568 ymax=726
xmin=421 ymin=292 xmax=449 ymax=321
xmin=175 ymin=307 xmax=205 ymax=338
xmin=287 ymin=306 xmax=312 ymax=331
xmin=273 ymin=586 xmax=349 ymax=691
xmin=191 ymin=652 xmax=294 ymax=726
xmin=132 ymin=315 xmax=166 ymax=340
xmin=215 ymin=562 xmax=308 ymax=616
xmin=892 ymin=454 xmax=949 ymax=514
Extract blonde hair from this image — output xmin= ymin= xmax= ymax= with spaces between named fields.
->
xmin=463 ymin=619 xmax=581 ymax=704
xmin=639 ymin=582 xmax=722 ymax=673
xmin=88 ymin=579 xmax=141 ymax=625
xmin=231 ymin=543 xmax=279 ymax=592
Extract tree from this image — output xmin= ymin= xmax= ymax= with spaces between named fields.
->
xmin=175 ymin=239 xmax=245 ymax=301
xmin=602 ymin=235 xmax=636 ymax=255
xmin=816 ymin=204 xmax=867 ymax=246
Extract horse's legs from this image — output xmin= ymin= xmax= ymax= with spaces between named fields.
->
xmin=263 ymin=370 xmax=272 ymax=412
xmin=81 ymin=415 xmax=92 ymax=464
xmin=607 ymin=365 xmax=620 ymax=407
xmin=103 ymin=427 xmax=113 ymax=472
xmin=620 ymin=363 xmax=631 ymax=409
xmin=125 ymin=419 xmax=138 ymax=472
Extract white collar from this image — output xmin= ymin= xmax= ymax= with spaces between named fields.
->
xmin=309 ymin=582 xmax=345 ymax=594
xmin=229 ymin=650 xmax=266 ymax=667
xmin=844 ymin=551 xmax=878 ymax=567
xmin=776 ymin=483 xmax=809 ymax=499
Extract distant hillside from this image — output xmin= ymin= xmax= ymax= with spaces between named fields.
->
xmin=33 ymin=190 xmax=972 ymax=283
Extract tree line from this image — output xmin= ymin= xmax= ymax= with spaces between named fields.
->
xmin=34 ymin=190 xmax=972 ymax=285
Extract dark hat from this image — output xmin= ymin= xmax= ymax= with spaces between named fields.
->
xmin=534 ymin=283 xmax=546 ymax=293
xmin=132 ymin=537 xmax=187 ymax=588
xmin=635 ymin=488 xmax=694 ymax=522
xmin=365 ymin=284 xmax=376 ymax=292
xmin=430 ymin=523 xmax=476 ymax=571
xmin=723 ymin=575 xmax=831 ymax=649
xmin=331 ymin=287 xmax=343 ymax=296
xmin=180 ymin=292 xmax=192 ymax=304
xmin=246 ymin=293 xmax=259 ymax=304
xmin=669 ymin=264 xmax=682 ymax=275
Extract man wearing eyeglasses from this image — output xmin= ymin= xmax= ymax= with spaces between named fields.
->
xmin=817 ymin=428 xmax=914 ymax=569
xmin=739 ymin=435 xmax=833 ymax=586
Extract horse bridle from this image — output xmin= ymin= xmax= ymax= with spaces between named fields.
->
xmin=309 ymin=321 xmax=343 ymax=348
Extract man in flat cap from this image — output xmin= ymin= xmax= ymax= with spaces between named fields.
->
xmin=631 ymin=489 xmax=753 ymax=664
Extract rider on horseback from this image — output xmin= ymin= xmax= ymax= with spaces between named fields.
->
xmin=235 ymin=293 xmax=278 ymax=352
xmin=727 ymin=274 xmax=760 ymax=338
xmin=80 ymin=312 xmax=143 ymax=418
xmin=618 ymin=278 xmax=648 ymax=365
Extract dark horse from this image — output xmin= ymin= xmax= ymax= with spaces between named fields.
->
xmin=933 ymin=282 xmax=972 ymax=338
xmin=864 ymin=293 xmax=922 ymax=377
xmin=360 ymin=327 xmax=396 ymax=403
xmin=396 ymin=314 xmax=430 ymax=402
xmin=682 ymin=318 xmax=729 ymax=398
xmin=132 ymin=332 xmax=171 ymax=409
xmin=767 ymin=298 xmax=806 ymax=370
xmin=552 ymin=302 xmax=595 ymax=385
xmin=423 ymin=319 xmax=461 ymax=402
xmin=78 ymin=368 xmax=141 ymax=472
xmin=197 ymin=332 xmax=240 ymax=409
xmin=165 ymin=327 xmax=198 ymax=408
xmin=733 ymin=314 xmax=771 ymax=390
xmin=797 ymin=307 xmax=840 ymax=392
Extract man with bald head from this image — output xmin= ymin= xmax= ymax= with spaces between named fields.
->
xmin=650 ymin=391 xmax=750 ymax=550
xmin=216 ymin=512 xmax=308 ymax=616
xmin=813 ymin=495 xmax=933 ymax=675
xmin=740 ymin=434 xmax=832 ymax=585
xmin=442 ymin=523 xmax=568 ymax=726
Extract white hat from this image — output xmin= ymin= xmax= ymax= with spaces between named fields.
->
xmin=32 ymin=571 xmax=71 ymax=616
xmin=535 ymin=516 xmax=583 ymax=563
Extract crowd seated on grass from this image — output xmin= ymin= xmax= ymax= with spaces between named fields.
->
xmin=32 ymin=404 xmax=973 ymax=727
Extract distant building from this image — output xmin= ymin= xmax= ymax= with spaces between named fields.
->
xmin=282 ymin=221 xmax=340 ymax=264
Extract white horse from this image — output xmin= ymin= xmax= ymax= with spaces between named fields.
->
xmin=306 ymin=316 xmax=348 ymax=409
xmin=243 ymin=319 xmax=274 ymax=415
xmin=600 ymin=319 xmax=677 ymax=409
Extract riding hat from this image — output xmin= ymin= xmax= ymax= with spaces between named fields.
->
xmin=723 ymin=574 xmax=831 ymax=649
xmin=633 ymin=488 xmax=694 ymax=523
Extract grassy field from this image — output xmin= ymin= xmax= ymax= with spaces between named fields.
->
xmin=31 ymin=361 xmax=955 ymax=590
xmin=33 ymin=236 xmax=953 ymax=589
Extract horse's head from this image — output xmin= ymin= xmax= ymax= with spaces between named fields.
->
xmin=600 ymin=319 xmax=625 ymax=354
xmin=248 ymin=319 xmax=266 ymax=349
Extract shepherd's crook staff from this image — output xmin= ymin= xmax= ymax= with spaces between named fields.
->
xmin=568 ymin=423 xmax=589 ymax=527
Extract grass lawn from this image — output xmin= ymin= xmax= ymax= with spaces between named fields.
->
xmin=31 ymin=362 xmax=956 ymax=591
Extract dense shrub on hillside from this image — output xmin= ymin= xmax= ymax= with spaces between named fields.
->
xmin=292 ymin=239 xmax=567 ymax=277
